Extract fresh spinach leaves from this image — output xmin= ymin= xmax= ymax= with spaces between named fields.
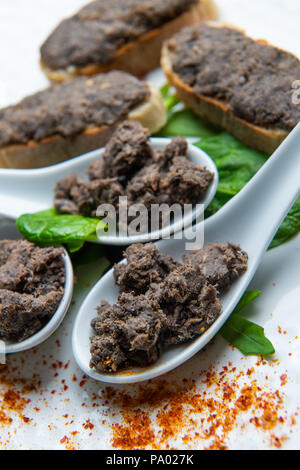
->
xmin=159 ymin=108 xmax=220 ymax=138
xmin=269 ymin=196 xmax=300 ymax=249
xmin=196 ymin=133 xmax=300 ymax=246
xmin=221 ymin=291 xmax=275 ymax=356
xmin=16 ymin=209 xmax=106 ymax=253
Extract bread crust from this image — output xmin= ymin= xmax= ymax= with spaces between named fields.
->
xmin=41 ymin=0 xmax=218 ymax=82
xmin=0 ymin=84 xmax=166 ymax=169
xmin=161 ymin=22 xmax=289 ymax=155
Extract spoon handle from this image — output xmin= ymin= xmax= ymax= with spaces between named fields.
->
xmin=205 ymin=123 xmax=300 ymax=253
xmin=0 ymin=149 xmax=104 ymax=219
xmin=0 ymin=171 xmax=56 ymax=218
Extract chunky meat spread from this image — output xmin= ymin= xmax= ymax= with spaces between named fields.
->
xmin=41 ymin=0 xmax=199 ymax=70
xmin=90 ymin=242 xmax=248 ymax=373
xmin=0 ymin=240 xmax=65 ymax=342
xmin=183 ymin=243 xmax=249 ymax=294
xmin=54 ymin=120 xmax=214 ymax=220
xmin=0 ymin=72 xmax=149 ymax=147
xmin=168 ymin=24 xmax=300 ymax=131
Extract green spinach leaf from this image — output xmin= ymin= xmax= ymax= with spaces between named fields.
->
xmin=221 ymin=290 xmax=275 ymax=356
xmin=234 ymin=290 xmax=262 ymax=314
xmin=196 ymin=133 xmax=267 ymax=195
xmin=159 ymin=84 xmax=219 ymax=136
xmin=196 ymin=133 xmax=300 ymax=246
xmin=16 ymin=209 xmax=106 ymax=253
xmin=221 ymin=315 xmax=275 ymax=356
xmin=160 ymin=83 xmax=180 ymax=112
xmin=269 ymin=196 xmax=300 ymax=249
xmin=159 ymin=109 xmax=220 ymax=138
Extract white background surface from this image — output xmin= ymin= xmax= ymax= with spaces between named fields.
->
xmin=0 ymin=0 xmax=299 ymax=450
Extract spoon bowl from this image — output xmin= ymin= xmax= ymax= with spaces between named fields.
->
xmin=72 ymin=124 xmax=300 ymax=384
xmin=0 ymin=139 xmax=218 ymax=246
xmin=0 ymin=219 xmax=74 ymax=354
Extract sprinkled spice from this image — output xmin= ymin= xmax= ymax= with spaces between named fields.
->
xmin=0 ymin=367 xmax=35 ymax=427
xmin=0 ymin=333 xmax=298 ymax=450
xmin=100 ymin=364 xmax=298 ymax=450
xmin=60 ymin=435 xmax=77 ymax=451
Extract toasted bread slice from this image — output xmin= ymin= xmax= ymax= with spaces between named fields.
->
xmin=41 ymin=0 xmax=218 ymax=82
xmin=0 ymin=76 xmax=166 ymax=169
xmin=161 ymin=22 xmax=300 ymax=154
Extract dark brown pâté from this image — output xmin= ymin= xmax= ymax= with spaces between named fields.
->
xmin=0 ymin=240 xmax=65 ymax=342
xmin=41 ymin=0 xmax=199 ymax=70
xmin=90 ymin=242 xmax=248 ymax=373
xmin=168 ymin=24 xmax=300 ymax=131
xmin=54 ymin=120 xmax=214 ymax=219
xmin=0 ymin=72 xmax=150 ymax=147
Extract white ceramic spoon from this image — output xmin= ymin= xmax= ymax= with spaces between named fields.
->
xmin=0 ymin=218 xmax=74 ymax=354
xmin=73 ymin=123 xmax=300 ymax=384
xmin=0 ymin=139 xmax=218 ymax=246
